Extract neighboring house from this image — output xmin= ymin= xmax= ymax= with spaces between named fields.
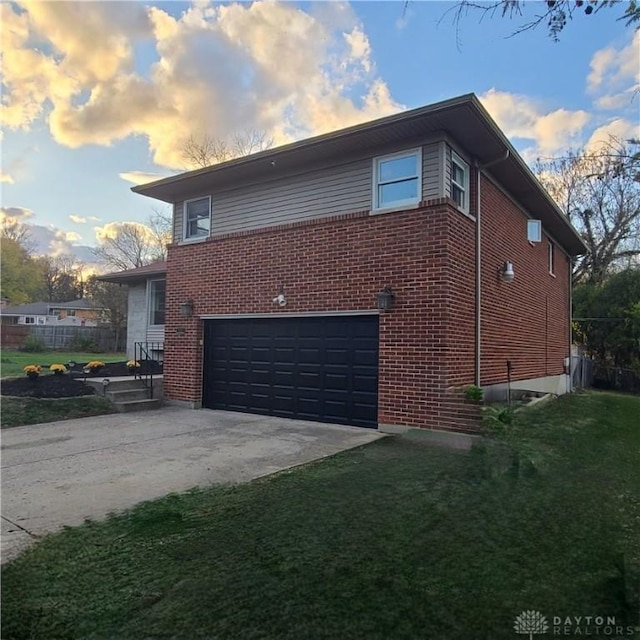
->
xmin=96 ymin=261 xmax=166 ymax=360
xmin=0 ymin=299 xmax=103 ymax=327
xmin=131 ymin=93 xmax=586 ymax=433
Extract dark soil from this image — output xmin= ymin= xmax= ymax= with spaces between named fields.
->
xmin=1 ymin=375 xmax=96 ymax=399
xmin=1 ymin=361 xmax=162 ymax=399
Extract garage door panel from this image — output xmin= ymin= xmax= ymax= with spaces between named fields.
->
xmin=203 ymin=316 xmax=378 ymax=428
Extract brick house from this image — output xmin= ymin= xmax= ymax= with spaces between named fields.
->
xmin=132 ymin=94 xmax=586 ymax=432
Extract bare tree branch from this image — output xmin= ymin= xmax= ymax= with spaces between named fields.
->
xmin=443 ymin=0 xmax=638 ymax=41
xmin=92 ymin=223 xmax=159 ymax=271
xmin=182 ymin=129 xmax=274 ymax=170
xmin=535 ymin=136 xmax=640 ymax=284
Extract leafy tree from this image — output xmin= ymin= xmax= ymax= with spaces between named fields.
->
xmin=444 ymin=0 xmax=639 ymax=41
xmin=573 ymin=268 xmax=640 ymax=368
xmin=0 ymin=237 xmax=45 ymax=304
xmin=182 ymin=129 xmax=273 ymax=169
xmin=85 ymin=276 xmax=128 ymax=352
xmin=535 ymin=137 xmax=640 ymax=284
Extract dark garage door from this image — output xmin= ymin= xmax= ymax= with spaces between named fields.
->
xmin=203 ymin=315 xmax=379 ymax=428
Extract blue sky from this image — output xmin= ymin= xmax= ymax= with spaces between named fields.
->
xmin=1 ymin=1 xmax=638 ymax=270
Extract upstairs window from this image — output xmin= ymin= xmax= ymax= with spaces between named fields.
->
xmin=373 ymin=149 xmax=421 ymax=211
xmin=149 ymin=279 xmax=166 ymax=326
xmin=548 ymin=240 xmax=555 ymax=275
xmin=184 ymin=196 xmax=211 ymax=240
xmin=451 ymin=151 xmax=469 ymax=214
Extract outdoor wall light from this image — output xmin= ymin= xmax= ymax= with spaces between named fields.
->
xmin=376 ymin=286 xmax=395 ymax=311
xmin=179 ymin=300 xmax=194 ymax=317
xmin=499 ymin=261 xmax=515 ymax=283
xmin=272 ymin=285 xmax=287 ymax=307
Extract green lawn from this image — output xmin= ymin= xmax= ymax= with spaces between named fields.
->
xmin=2 ymin=392 xmax=639 ymax=640
xmin=0 ymin=349 xmax=126 ymax=378
xmin=1 ymin=396 xmax=115 ymax=428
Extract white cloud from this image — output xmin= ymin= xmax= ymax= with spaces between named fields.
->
xmin=595 ymin=90 xmax=638 ymax=111
xmin=1 ymin=206 xmax=96 ymax=261
xmin=0 ymin=206 xmax=34 ymax=221
xmin=479 ymin=89 xmax=590 ymax=157
xmin=0 ymin=172 xmax=15 ymax=184
xmin=69 ymin=215 xmax=87 ymax=224
xmin=585 ymin=118 xmax=639 ymax=152
xmin=119 ymin=171 xmax=167 ymax=186
xmin=588 ymin=31 xmax=640 ymax=99
xmin=1 ymin=0 xmax=401 ymax=169
xmin=94 ymin=221 xmax=155 ymax=243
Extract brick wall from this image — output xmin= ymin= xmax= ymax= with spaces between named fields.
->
xmin=479 ymin=175 xmax=570 ymax=386
xmin=165 ymin=201 xmax=480 ymax=431
xmin=164 ymin=184 xmax=570 ymax=433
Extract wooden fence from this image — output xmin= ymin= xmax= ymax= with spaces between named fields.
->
xmin=1 ymin=325 xmax=126 ymax=352
xmin=1 ymin=325 xmax=30 ymax=349
xmin=571 ymin=354 xmax=594 ymax=390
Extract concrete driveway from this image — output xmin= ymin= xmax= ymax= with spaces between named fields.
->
xmin=1 ymin=408 xmax=384 ymax=563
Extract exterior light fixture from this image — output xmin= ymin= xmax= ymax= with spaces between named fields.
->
xmin=499 ymin=261 xmax=515 ymax=283
xmin=272 ymin=285 xmax=286 ymax=307
xmin=376 ymin=286 xmax=395 ymax=311
xmin=179 ymin=300 xmax=194 ymax=317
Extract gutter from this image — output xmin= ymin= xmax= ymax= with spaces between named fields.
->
xmin=475 ymin=150 xmax=510 ymax=386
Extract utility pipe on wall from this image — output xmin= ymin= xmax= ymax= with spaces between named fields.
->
xmin=474 ymin=150 xmax=510 ymax=387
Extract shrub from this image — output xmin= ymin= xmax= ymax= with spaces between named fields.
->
xmin=86 ymin=361 xmax=105 ymax=371
xmin=71 ymin=335 xmax=97 ymax=351
xmin=481 ymin=405 xmax=515 ymax=436
xmin=22 ymin=335 xmax=47 ymax=352
xmin=464 ymin=385 xmax=484 ymax=402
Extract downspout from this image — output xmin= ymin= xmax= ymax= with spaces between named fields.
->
xmin=474 ymin=150 xmax=510 ymax=387
xmin=568 ymin=257 xmax=573 ymax=394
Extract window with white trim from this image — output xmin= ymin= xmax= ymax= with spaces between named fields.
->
xmin=184 ymin=196 xmax=211 ymax=240
xmin=548 ymin=240 xmax=555 ymax=275
xmin=451 ymin=151 xmax=469 ymax=213
xmin=373 ymin=149 xmax=421 ymax=211
xmin=24 ymin=316 xmax=35 ymax=324
xmin=149 ymin=279 xmax=166 ymax=326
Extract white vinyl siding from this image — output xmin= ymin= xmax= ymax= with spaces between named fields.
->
xmin=172 ymin=142 xmax=444 ymax=241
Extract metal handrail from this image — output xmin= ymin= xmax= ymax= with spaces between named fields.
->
xmin=133 ymin=341 xmax=164 ymax=399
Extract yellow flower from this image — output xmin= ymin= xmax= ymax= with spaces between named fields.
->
xmin=126 ymin=360 xmax=140 ymax=368
xmin=87 ymin=361 xmax=105 ymax=370
xmin=23 ymin=365 xmax=41 ymax=376
xmin=50 ymin=364 xmax=67 ymax=374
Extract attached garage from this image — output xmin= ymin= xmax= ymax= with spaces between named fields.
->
xmin=202 ymin=315 xmax=379 ymax=428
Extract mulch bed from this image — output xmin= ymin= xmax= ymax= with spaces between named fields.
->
xmin=1 ymin=360 xmax=162 ymax=399
xmin=1 ymin=375 xmax=96 ymax=399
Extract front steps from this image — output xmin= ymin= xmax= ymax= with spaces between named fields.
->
xmin=84 ymin=376 xmax=163 ymax=413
